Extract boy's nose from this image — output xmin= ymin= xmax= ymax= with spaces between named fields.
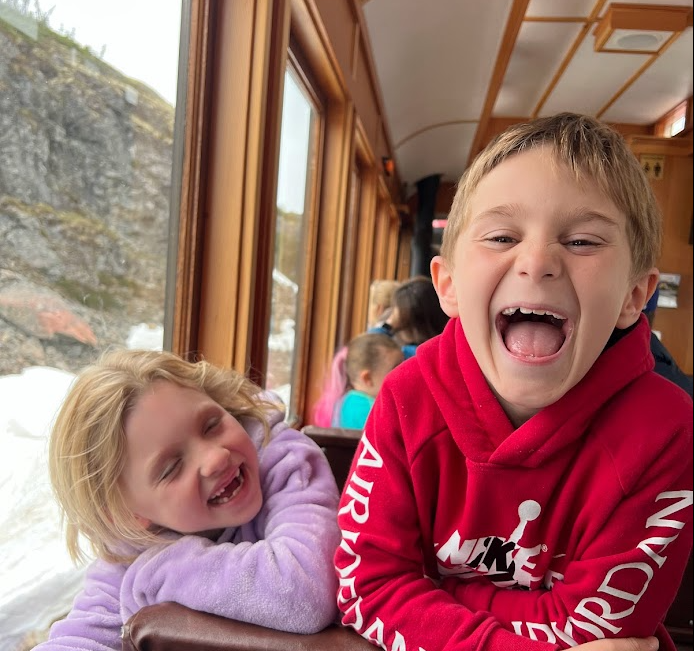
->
xmin=515 ymin=243 xmax=561 ymax=280
xmin=199 ymin=445 xmax=231 ymax=478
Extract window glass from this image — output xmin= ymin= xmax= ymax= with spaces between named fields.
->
xmin=0 ymin=0 xmax=183 ymax=644
xmin=265 ymin=68 xmax=317 ymax=415
xmin=336 ymin=165 xmax=360 ymax=343
xmin=668 ymin=115 xmax=686 ymax=137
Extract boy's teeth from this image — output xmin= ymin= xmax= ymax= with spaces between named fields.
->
xmin=501 ymin=306 xmax=566 ymax=320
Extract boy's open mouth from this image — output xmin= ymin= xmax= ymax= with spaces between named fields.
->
xmin=497 ymin=307 xmax=569 ymax=359
xmin=208 ymin=466 xmax=245 ymax=505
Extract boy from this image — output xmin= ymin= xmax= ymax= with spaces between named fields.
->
xmin=334 ymin=113 xmax=692 ymax=651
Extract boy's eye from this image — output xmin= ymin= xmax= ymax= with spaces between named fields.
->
xmin=566 ymin=239 xmax=599 ymax=248
xmin=487 ymin=235 xmax=516 ymax=244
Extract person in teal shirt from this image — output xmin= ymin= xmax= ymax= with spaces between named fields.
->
xmin=312 ymin=332 xmax=403 ymax=429
xmin=336 ymin=333 xmax=403 ymax=429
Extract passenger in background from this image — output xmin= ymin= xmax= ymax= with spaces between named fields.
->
xmin=312 ymin=333 xmax=403 ymax=429
xmin=367 ymin=279 xmax=400 ymax=329
xmin=369 ymin=275 xmax=449 ymax=359
xmin=643 ymin=286 xmax=693 ymax=397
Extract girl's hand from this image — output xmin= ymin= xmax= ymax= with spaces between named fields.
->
xmin=575 ymin=638 xmax=658 ymax=651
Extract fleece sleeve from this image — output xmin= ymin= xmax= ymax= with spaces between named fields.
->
xmin=32 ymin=560 xmax=125 ymax=651
xmin=334 ymin=387 xmax=558 ymax=651
xmin=442 ymin=428 xmax=693 ymax=648
xmin=119 ymin=424 xmax=341 ymax=634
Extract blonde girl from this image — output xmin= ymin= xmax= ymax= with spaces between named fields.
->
xmin=37 ymin=348 xmax=340 ymax=651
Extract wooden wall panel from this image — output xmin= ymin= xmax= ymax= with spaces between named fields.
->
xmin=351 ymin=45 xmax=379 ymax=150
xmin=312 ymin=0 xmax=400 ymax=204
xmin=197 ymin=0 xmax=258 ymax=369
xmin=312 ymin=0 xmax=355 ymax=81
xmin=628 ymin=136 xmax=693 ymax=375
xmin=650 ymin=153 xmax=693 ymax=375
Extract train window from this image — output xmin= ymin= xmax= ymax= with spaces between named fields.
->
xmin=668 ymin=115 xmax=686 ymax=137
xmin=335 ymin=163 xmax=362 ymax=346
xmin=371 ymin=194 xmax=395 ymax=288
xmin=265 ymin=66 xmax=320 ymax=414
xmin=346 ymin=122 xmax=379 ymax=338
xmin=0 ymin=0 xmax=184 ymax=380
xmin=0 ymin=0 xmax=185 ymax=642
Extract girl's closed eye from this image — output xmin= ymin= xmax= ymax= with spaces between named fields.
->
xmin=204 ymin=416 xmax=222 ymax=435
xmin=159 ymin=458 xmax=181 ymax=483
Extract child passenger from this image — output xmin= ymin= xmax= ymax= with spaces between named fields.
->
xmin=36 ymin=349 xmax=341 ymax=650
xmin=334 ymin=113 xmax=692 ymax=651
xmin=312 ymin=333 xmax=403 ymax=429
xmin=367 ymin=279 xmax=401 ymax=329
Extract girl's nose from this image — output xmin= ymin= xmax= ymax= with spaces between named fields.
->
xmin=515 ymin=243 xmax=561 ymax=281
xmin=199 ymin=445 xmax=230 ymax=478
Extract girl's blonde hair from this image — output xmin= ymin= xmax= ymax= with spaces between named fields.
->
xmin=369 ymin=280 xmax=400 ymax=311
xmin=442 ymin=112 xmax=662 ymax=279
xmin=49 ymin=348 xmax=274 ymax=564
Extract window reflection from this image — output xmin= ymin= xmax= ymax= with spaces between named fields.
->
xmin=266 ymin=68 xmax=317 ymax=415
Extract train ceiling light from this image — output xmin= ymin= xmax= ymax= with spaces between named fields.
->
xmin=593 ymin=3 xmax=691 ymax=54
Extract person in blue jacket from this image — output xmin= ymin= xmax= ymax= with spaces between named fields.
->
xmin=368 ymin=276 xmax=449 ymax=359
xmin=642 ymin=286 xmax=692 ymax=397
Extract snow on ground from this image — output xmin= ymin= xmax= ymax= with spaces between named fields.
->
xmin=0 ymin=324 xmax=296 ymax=649
xmin=0 ymin=366 xmax=87 ymax=651
xmin=0 ymin=325 xmax=164 ymax=650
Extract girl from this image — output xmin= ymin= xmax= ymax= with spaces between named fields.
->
xmin=35 ymin=349 xmax=340 ymax=650
xmin=369 ymin=276 xmax=449 ymax=359
xmin=366 ymin=279 xmax=400 ymax=329
xmin=312 ymin=333 xmax=403 ymax=429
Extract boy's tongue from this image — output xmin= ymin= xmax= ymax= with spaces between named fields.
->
xmin=504 ymin=321 xmax=563 ymax=358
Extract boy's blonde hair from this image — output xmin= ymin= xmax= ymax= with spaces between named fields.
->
xmin=49 ymin=348 xmax=274 ymax=564
xmin=441 ymin=112 xmax=662 ymax=279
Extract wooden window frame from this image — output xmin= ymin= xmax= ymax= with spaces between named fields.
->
xmin=654 ymin=97 xmax=692 ymax=138
xmin=277 ymin=48 xmax=327 ymax=421
xmin=171 ymin=0 xmax=401 ymax=423
xmin=347 ymin=118 xmax=378 ymax=338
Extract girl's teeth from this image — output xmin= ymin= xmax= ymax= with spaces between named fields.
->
xmin=209 ymin=471 xmax=244 ymax=504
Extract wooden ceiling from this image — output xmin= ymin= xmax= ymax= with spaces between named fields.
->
xmin=360 ymin=0 xmax=693 ymax=191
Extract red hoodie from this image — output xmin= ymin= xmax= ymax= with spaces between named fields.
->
xmin=334 ymin=316 xmax=692 ymax=651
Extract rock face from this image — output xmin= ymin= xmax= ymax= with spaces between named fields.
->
xmin=0 ymin=14 xmax=175 ymax=375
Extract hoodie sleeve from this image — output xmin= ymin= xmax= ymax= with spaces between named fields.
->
xmin=32 ymin=559 xmax=125 ymax=651
xmin=120 ymin=419 xmax=341 ymax=634
xmin=334 ymin=387 xmax=558 ymax=651
xmin=441 ymin=427 xmax=693 ymax=647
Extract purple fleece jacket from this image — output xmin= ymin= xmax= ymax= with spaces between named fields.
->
xmin=35 ymin=404 xmax=341 ymax=650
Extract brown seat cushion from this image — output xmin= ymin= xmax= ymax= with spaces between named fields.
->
xmin=122 ymin=602 xmax=375 ymax=651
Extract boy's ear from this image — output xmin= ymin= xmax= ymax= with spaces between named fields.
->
xmin=616 ymin=267 xmax=660 ymax=329
xmin=431 ymin=255 xmax=460 ymax=318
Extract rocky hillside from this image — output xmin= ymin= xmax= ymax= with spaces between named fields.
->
xmin=0 ymin=13 xmax=174 ymax=375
